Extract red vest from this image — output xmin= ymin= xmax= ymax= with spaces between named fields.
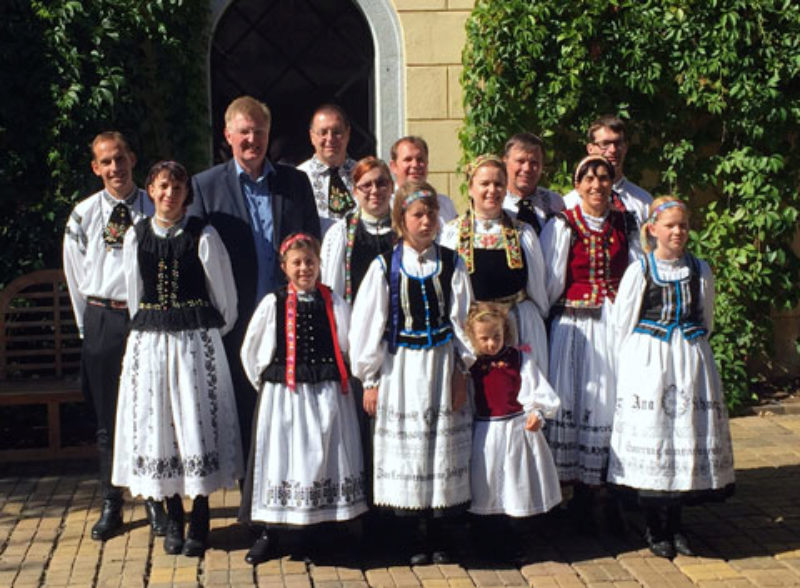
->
xmin=561 ymin=207 xmax=629 ymax=308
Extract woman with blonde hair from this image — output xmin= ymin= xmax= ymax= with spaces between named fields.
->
xmin=607 ymin=196 xmax=734 ymax=558
xmin=440 ymin=155 xmax=549 ymax=373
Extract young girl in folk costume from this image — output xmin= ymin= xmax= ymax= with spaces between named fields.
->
xmin=539 ymin=155 xmax=640 ymax=530
xmin=465 ymin=302 xmax=561 ymax=560
xmin=113 ymin=161 xmax=244 ymax=557
xmin=607 ymin=196 xmax=734 ymax=558
xmin=440 ymin=155 xmax=550 ymax=374
xmin=239 ymin=233 xmax=367 ymax=565
xmin=350 ymin=181 xmax=475 ymax=565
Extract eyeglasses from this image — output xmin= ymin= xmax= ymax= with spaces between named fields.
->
xmin=356 ymin=178 xmax=392 ymax=193
xmin=311 ymin=128 xmax=347 ymax=139
xmin=592 ymin=139 xmax=625 ymax=151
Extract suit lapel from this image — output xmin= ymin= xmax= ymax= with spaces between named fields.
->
xmin=270 ymin=167 xmax=285 ymax=251
xmin=225 ymin=160 xmax=251 ymax=226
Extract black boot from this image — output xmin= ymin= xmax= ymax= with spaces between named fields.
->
xmin=92 ymin=498 xmax=123 ymax=541
xmin=429 ymin=517 xmax=450 ymax=564
xmin=644 ymin=506 xmax=675 ymax=559
xmin=569 ymin=484 xmax=595 ymax=532
xmin=163 ymin=495 xmax=185 ymax=555
xmin=667 ymin=504 xmax=693 ymax=556
xmin=603 ymin=492 xmax=628 ymax=536
xmin=245 ymin=527 xmax=272 ymax=565
xmin=145 ymin=499 xmax=168 ymax=536
xmin=183 ymin=496 xmax=209 ymax=557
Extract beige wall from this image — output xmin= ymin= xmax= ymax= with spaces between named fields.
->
xmin=392 ymin=0 xmax=474 ymax=211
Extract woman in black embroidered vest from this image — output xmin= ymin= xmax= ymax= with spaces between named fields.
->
xmin=539 ymin=156 xmax=639 ymax=529
xmin=320 ymin=156 xmax=396 ymax=534
xmin=350 ymin=181 xmax=475 ymax=566
xmin=440 ymin=155 xmax=550 ymax=374
xmin=321 ymin=156 xmax=396 ymax=303
xmin=239 ymin=233 xmax=366 ymax=565
xmin=113 ymin=161 xmax=243 ymax=557
xmin=607 ymin=196 xmax=734 ymax=559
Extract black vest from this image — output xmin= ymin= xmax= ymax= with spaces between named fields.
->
xmin=633 ymin=254 xmax=707 ymax=342
xmin=349 ymin=216 xmax=396 ymax=303
xmin=131 ymin=218 xmax=223 ymax=332
xmin=261 ymin=287 xmax=343 ymax=384
xmin=469 ymin=248 xmax=528 ymax=301
xmin=381 ymin=245 xmax=456 ymax=349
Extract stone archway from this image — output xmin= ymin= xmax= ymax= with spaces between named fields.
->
xmin=207 ymin=0 xmax=404 ymax=165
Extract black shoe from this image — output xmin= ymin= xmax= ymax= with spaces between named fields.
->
xmin=603 ymin=497 xmax=628 ymax=536
xmin=182 ymin=496 xmax=209 ymax=557
xmin=164 ymin=495 xmax=184 ymax=555
xmin=245 ymin=530 xmax=272 ymax=565
xmin=92 ymin=499 xmax=123 ymax=541
xmin=145 ymin=499 xmax=168 ymax=536
xmin=409 ymin=551 xmax=430 ymax=566
xmin=673 ymin=532 xmax=694 ymax=556
xmin=431 ymin=550 xmax=450 ymax=564
xmin=645 ymin=527 xmax=675 ymax=559
xmin=164 ymin=520 xmax=184 ymax=555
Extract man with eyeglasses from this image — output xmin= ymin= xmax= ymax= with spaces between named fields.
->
xmin=563 ymin=115 xmax=652 ymax=228
xmin=189 ymin=96 xmax=320 ymax=468
xmin=298 ymin=103 xmax=357 ymax=235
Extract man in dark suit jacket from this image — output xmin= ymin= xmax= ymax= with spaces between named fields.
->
xmin=188 ymin=96 xmax=320 ymax=461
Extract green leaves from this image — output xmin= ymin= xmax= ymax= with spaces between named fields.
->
xmin=462 ymin=0 xmax=800 ymax=408
xmin=1 ymin=0 xmax=210 ymax=287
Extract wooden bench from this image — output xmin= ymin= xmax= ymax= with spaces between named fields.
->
xmin=0 ymin=269 xmax=94 ymax=461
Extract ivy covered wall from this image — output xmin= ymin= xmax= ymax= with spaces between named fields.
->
xmin=460 ymin=0 xmax=800 ymax=406
xmin=0 ymin=0 xmax=210 ymax=286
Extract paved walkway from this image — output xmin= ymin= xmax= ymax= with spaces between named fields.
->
xmin=1 ymin=414 xmax=800 ymax=587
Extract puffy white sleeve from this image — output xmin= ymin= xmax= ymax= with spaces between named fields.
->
xmin=332 ymin=291 xmax=352 ymax=356
xmin=699 ymin=259 xmax=715 ymax=334
xmin=437 ymin=194 xmax=458 ymax=224
xmin=199 ymin=225 xmax=238 ymax=336
xmin=450 ymin=255 xmax=476 ymax=369
xmin=539 ymin=216 xmax=571 ymax=307
xmin=240 ymin=294 xmax=277 ymax=390
xmin=62 ymin=208 xmax=88 ymax=336
xmin=122 ymin=227 xmax=142 ymax=318
xmin=438 ymin=217 xmax=460 ymax=249
xmin=320 ymin=219 xmax=348 ymax=297
xmin=349 ymin=257 xmax=390 ymax=383
xmin=609 ymin=258 xmax=647 ymax=372
xmin=520 ymin=223 xmax=550 ymax=317
xmin=516 ymin=348 xmax=560 ymax=418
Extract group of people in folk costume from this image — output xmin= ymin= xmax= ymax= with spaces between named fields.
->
xmin=63 ymin=97 xmax=734 ymax=566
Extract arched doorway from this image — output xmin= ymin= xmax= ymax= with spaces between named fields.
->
xmin=209 ymin=0 xmax=386 ymax=166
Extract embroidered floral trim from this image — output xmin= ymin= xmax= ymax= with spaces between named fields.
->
xmin=133 ymin=451 xmax=220 ymax=479
xmin=262 ymin=475 xmax=366 ymax=508
xmin=562 ymin=207 xmax=617 ymax=308
xmin=456 ymin=209 xmax=523 ymax=273
xmin=344 ymin=210 xmax=360 ymax=303
xmin=104 ymin=203 xmax=132 ymax=249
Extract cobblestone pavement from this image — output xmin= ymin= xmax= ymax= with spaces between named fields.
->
xmin=2 ymin=414 xmax=800 ymax=587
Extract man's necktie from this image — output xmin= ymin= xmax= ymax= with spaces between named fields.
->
xmin=104 ymin=202 xmax=132 ymax=249
xmin=328 ymin=167 xmax=355 ymax=215
xmin=517 ymin=198 xmax=539 ymax=227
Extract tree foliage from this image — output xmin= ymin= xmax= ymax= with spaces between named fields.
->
xmin=0 ymin=0 xmax=210 ymax=286
xmin=461 ymin=0 xmax=800 ymax=406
